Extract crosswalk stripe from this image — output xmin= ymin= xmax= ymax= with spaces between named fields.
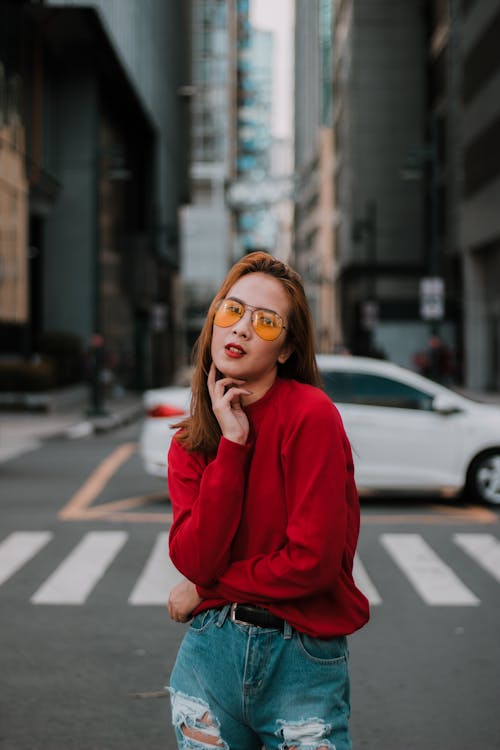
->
xmin=31 ymin=531 xmax=128 ymax=605
xmin=2 ymin=530 xmax=498 ymax=607
xmin=0 ymin=532 xmax=53 ymax=586
xmin=128 ymin=532 xmax=184 ymax=605
xmin=353 ymin=554 xmax=382 ymax=605
xmin=381 ymin=533 xmax=480 ymax=605
xmin=453 ymin=533 xmax=500 ymax=583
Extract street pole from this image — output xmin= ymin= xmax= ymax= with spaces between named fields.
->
xmin=353 ymin=201 xmax=378 ymax=355
xmin=429 ymin=113 xmax=441 ymax=380
xmin=401 ymin=116 xmax=444 ymax=381
xmin=87 ymin=138 xmax=107 ymax=417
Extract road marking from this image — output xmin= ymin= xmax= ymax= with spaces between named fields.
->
xmin=58 ymin=443 xmax=172 ymax=522
xmin=74 ymin=493 xmax=172 ymax=523
xmin=380 ymin=533 xmax=480 ymax=605
xmin=0 ymin=532 xmax=53 ymax=586
xmin=31 ymin=531 xmax=128 ymax=604
xmin=92 ymin=510 xmax=173 ymax=523
xmin=453 ymin=533 xmax=500 ymax=583
xmin=3 ymin=531 xmax=497 ymax=606
xmin=128 ymin=533 xmax=183 ymax=605
xmin=353 ymin=554 xmax=382 ymax=605
xmin=58 ymin=444 xmax=136 ymax=520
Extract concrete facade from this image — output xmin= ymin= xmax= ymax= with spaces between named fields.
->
xmin=333 ymin=0 xmax=428 ymax=366
xmin=460 ymin=0 xmax=500 ymax=389
xmin=43 ymin=68 xmax=97 ymax=339
xmin=0 ymin=0 xmax=190 ymax=390
xmin=181 ymin=0 xmax=236 ymax=356
xmin=0 ymin=118 xmax=28 ymax=324
xmin=294 ymin=0 xmax=339 ymax=351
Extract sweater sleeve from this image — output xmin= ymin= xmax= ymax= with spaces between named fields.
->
xmin=197 ymin=398 xmax=352 ymax=603
xmin=168 ymin=435 xmax=252 ymax=586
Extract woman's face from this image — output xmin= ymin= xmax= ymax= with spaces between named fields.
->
xmin=211 ymin=272 xmax=293 ymax=395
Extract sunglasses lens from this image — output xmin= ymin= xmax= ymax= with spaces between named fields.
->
xmin=213 ymin=299 xmax=243 ymax=327
xmin=253 ymin=311 xmax=283 ymax=341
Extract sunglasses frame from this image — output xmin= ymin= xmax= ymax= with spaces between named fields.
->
xmin=213 ymin=297 xmax=287 ymax=341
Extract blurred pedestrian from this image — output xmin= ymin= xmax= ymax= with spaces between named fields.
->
xmin=166 ymin=252 xmax=369 ymax=750
xmin=413 ymin=335 xmax=455 ymax=383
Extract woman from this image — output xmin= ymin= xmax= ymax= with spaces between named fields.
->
xmin=167 ymin=252 xmax=369 ymax=750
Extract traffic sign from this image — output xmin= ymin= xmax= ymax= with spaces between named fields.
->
xmin=420 ymin=277 xmax=444 ymax=320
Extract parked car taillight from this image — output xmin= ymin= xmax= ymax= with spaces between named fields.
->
xmin=146 ymin=405 xmax=186 ymax=418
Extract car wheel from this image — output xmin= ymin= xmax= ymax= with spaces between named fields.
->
xmin=467 ymin=451 xmax=500 ymax=506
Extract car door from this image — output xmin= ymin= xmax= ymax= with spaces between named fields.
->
xmin=321 ymin=369 xmax=464 ymax=491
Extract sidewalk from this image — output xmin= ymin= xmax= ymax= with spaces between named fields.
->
xmin=453 ymin=387 xmax=500 ymax=405
xmin=0 ymin=388 xmax=143 ymax=464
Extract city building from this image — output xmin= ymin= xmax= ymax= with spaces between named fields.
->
xmin=0 ymin=0 xmax=190 ymax=395
xmin=414 ymin=0 xmax=464 ymax=384
xmin=330 ymin=0 xmax=434 ymax=367
xmin=296 ymin=0 xmax=499 ymax=388
xmin=294 ymin=0 xmax=338 ymax=352
xmin=181 ymin=0 xmax=292 ymax=357
xmin=460 ymin=0 xmax=500 ymax=390
xmin=180 ymin=0 xmax=237 ymax=354
xmin=235 ymin=2 xmax=274 ymax=254
xmin=231 ymin=0 xmax=294 ymax=263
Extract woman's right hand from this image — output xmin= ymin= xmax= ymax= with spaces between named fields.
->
xmin=207 ymin=363 xmax=251 ymax=445
xmin=167 ymin=579 xmax=202 ymax=623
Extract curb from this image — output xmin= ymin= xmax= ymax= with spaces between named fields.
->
xmin=0 ymin=398 xmax=144 ymax=464
xmin=0 ymin=384 xmax=89 ymax=413
xmin=91 ymin=403 xmax=144 ymax=434
xmin=49 ymin=403 xmax=144 ymax=442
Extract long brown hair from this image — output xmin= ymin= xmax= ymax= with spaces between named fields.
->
xmin=175 ymin=251 xmax=322 ymax=454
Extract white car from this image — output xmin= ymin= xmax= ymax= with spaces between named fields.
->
xmin=139 ymin=386 xmax=191 ymax=478
xmin=139 ymin=355 xmax=500 ymax=506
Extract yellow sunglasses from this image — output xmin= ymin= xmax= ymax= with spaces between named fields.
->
xmin=213 ymin=298 xmax=287 ymax=341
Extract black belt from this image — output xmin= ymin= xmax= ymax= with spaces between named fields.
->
xmin=230 ymin=603 xmax=285 ymax=630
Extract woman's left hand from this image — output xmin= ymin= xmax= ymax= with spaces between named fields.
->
xmin=167 ymin=579 xmax=203 ymax=623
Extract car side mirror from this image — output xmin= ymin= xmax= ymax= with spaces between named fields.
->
xmin=432 ymin=394 xmax=462 ymax=415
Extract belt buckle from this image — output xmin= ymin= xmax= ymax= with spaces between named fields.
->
xmin=230 ymin=602 xmax=250 ymax=626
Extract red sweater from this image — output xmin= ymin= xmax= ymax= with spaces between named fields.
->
xmin=168 ymin=377 xmax=369 ymax=638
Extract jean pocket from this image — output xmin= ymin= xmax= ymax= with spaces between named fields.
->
xmin=188 ymin=609 xmax=218 ymax=633
xmin=295 ymin=633 xmax=348 ymax=664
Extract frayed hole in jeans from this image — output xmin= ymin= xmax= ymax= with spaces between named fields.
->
xmin=169 ymin=689 xmax=228 ymax=748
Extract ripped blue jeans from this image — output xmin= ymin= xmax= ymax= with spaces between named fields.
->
xmin=168 ymin=606 xmax=351 ymax=750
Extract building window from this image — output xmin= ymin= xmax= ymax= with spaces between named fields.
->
xmin=463 ymin=8 xmax=500 ymax=104
xmin=464 ymin=113 xmax=500 ymax=196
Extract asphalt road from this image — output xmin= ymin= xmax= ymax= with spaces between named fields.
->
xmin=1 ymin=422 xmax=499 ymax=750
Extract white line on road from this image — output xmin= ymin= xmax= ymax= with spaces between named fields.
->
xmin=128 ymin=532 xmax=183 ymax=605
xmin=453 ymin=533 xmax=500 ymax=583
xmin=31 ymin=531 xmax=128 ymax=605
xmin=380 ymin=533 xmax=480 ymax=606
xmin=353 ymin=554 xmax=382 ymax=605
xmin=0 ymin=532 xmax=53 ymax=586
